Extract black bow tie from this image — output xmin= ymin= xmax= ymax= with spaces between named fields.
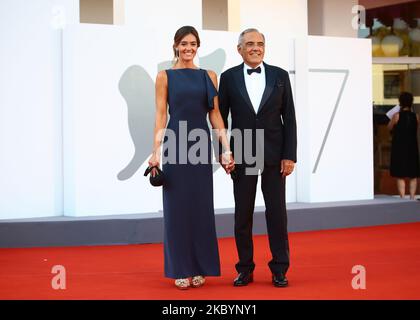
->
xmin=247 ymin=66 xmax=261 ymax=75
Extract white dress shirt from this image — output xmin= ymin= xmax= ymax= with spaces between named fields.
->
xmin=243 ymin=63 xmax=266 ymax=114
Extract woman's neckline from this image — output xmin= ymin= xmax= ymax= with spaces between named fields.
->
xmin=170 ymin=67 xmax=201 ymax=70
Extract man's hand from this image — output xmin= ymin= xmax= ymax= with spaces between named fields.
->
xmin=281 ymin=159 xmax=295 ymax=177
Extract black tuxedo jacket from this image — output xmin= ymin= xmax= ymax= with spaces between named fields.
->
xmin=218 ymin=62 xmax=297 ymax=166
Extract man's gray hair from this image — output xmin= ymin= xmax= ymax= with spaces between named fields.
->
xmin=237 ymin=28 xmax=265 ymax=47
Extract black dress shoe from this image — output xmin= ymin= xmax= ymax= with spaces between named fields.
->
xmin=272 ymin=273 xmax=288 ymax=287
xmin=233 ymin=272 xmax=253 ymax=286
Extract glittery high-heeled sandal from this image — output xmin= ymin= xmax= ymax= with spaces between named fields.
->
xmin=174 ymin=278 xmax=190 ymax=290
xmin=191 ymin=275 xmax=205 ymax=288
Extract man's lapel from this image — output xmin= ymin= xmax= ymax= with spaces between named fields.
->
xmin=257 ymin=62 xmax=275 ymax=114
xmin=233 ymin=63 xmax=256 ymax=115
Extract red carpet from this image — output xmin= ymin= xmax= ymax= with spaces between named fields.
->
xmin=1 ymin=222 xmax=420 ymax=300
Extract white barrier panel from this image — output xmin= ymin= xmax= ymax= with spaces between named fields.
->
xmin=306 ymin=36 xmax=373 ymax=202
xmin=0 ymin=0 xmax=79 ymax=220
xmin=63 ymin=25 xmax=296 ymax=216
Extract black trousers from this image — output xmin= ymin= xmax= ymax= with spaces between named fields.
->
xmin=233 ymin=164 xmax=290 ymax=275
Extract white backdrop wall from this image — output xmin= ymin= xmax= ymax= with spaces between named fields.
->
xmin=306 ymin=36 xmax=373 ymax=201
xmin=0 ymin=0 xmax=79 ymax=219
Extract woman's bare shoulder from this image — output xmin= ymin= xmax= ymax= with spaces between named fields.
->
xmin=156 ymin=70 xmax=168 ymax=85
xmin=206 ymin=69 xmax=218 ymax=86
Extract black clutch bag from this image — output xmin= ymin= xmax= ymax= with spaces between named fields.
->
xmin=143 ymin=166 xmax=164 ymax=187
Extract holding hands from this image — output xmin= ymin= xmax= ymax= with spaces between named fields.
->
xmin=220 ymin=151 xmax=235 ymax=174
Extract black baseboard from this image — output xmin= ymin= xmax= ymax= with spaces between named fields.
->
xmin=0 ymin=196 xmax=419 ymax=248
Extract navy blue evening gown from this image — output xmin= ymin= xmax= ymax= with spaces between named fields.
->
xmin=162 ymin=68 xmax=221 ymax=279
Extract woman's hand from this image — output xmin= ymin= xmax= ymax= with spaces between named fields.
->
xmin=148 ymin=152 xmax=161 ymax=177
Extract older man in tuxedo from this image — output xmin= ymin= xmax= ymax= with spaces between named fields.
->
xmin=219 ymin=28 xmax=297 ymax=287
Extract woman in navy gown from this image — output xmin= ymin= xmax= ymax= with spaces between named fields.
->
xmin=148 ymin=26 xmax=235 ymax=289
